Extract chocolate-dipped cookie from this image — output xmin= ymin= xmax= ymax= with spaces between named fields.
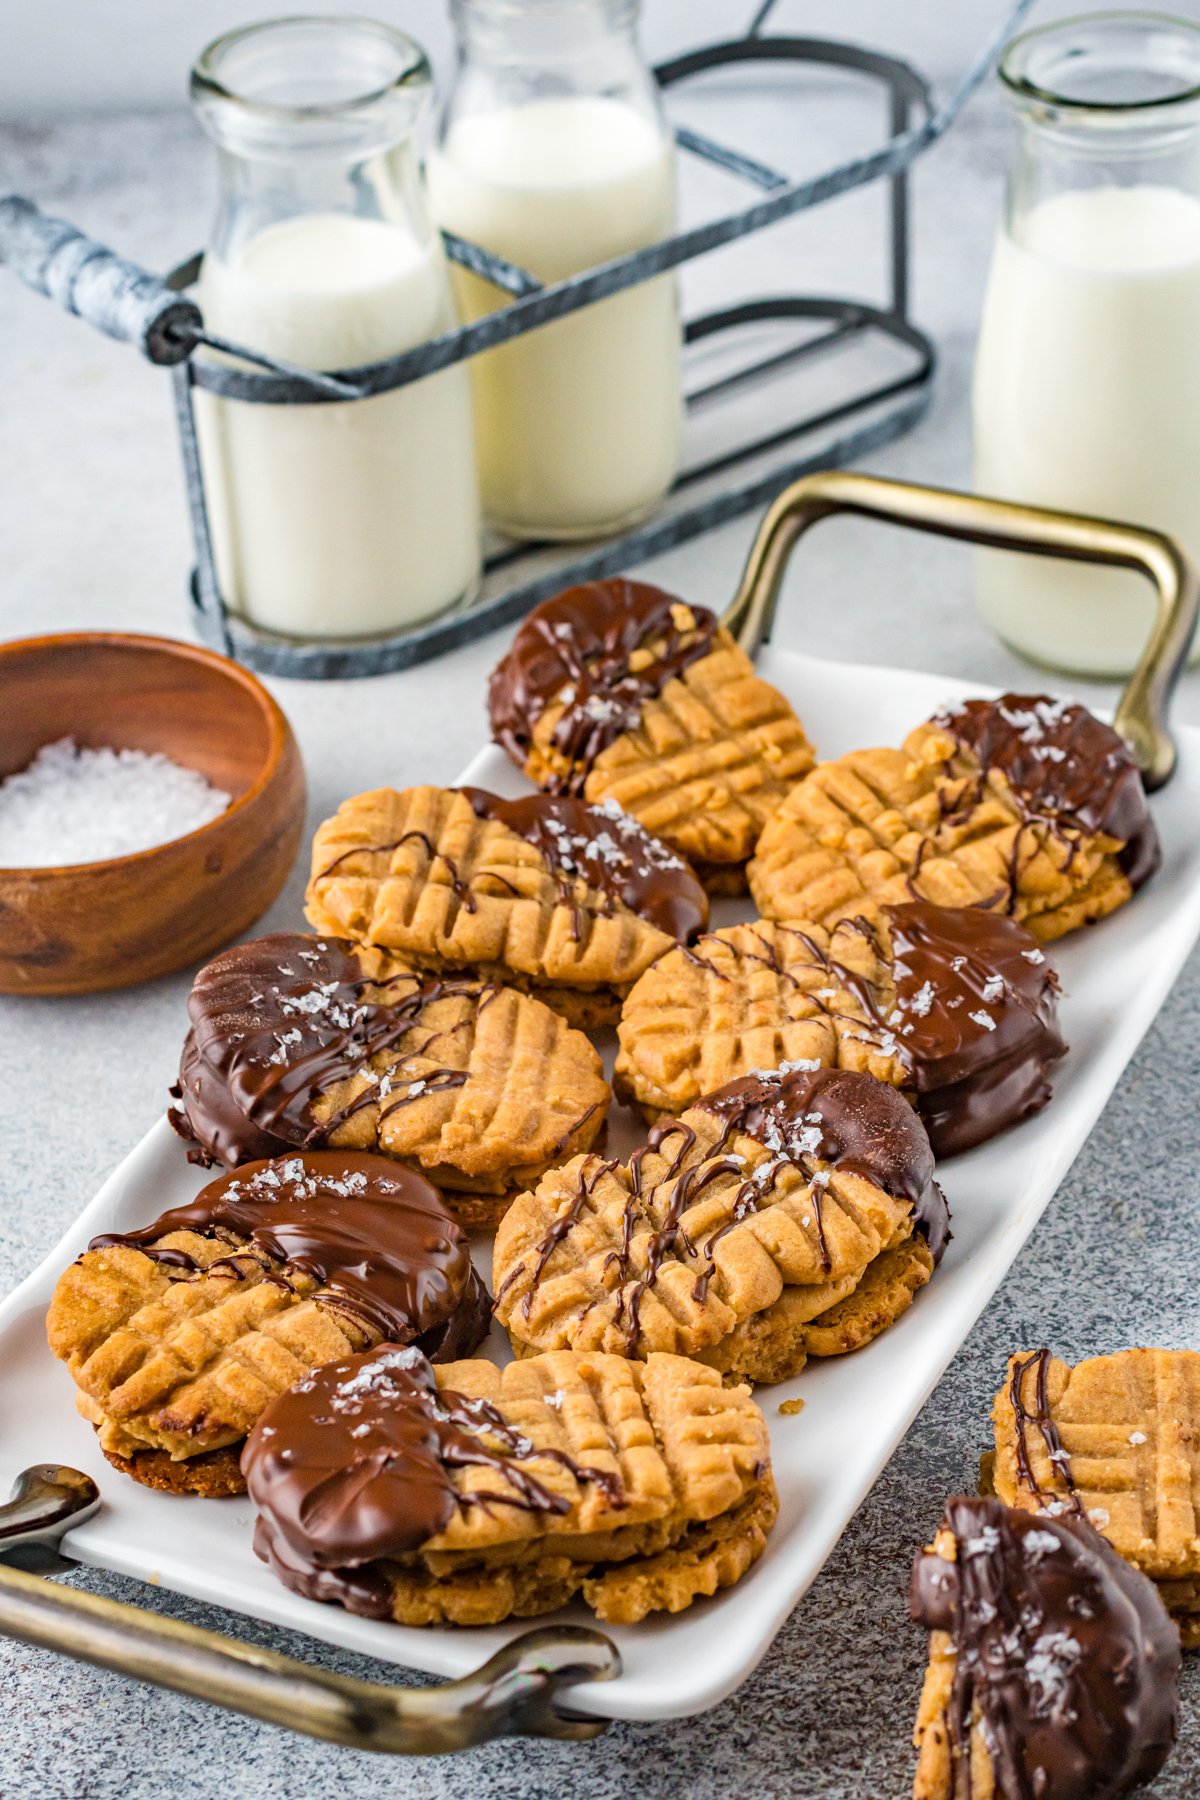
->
xmin=833 ymin=900 xmax=1065 ymax=1156
xmin=243 ymin=1343 xmax=777 ymax=1627
xmin=494 ymin=1065 xmax=949 ymax=1383
xmin=46 ymin=1151 xmax=490 ymax=1496
xmin=911 ymin=1494 xmax=1179 ymax=1800
xmin=305 ymin=786 xmax=708 ymax=1028
xmin=615 ymin=900 xmax=1064 ymax=1158
xmin=487 ymin=578 xmax=814 ymax=890
xmin=169 ymin=931 xmax=610 ymax=1230
xmin=751 ymin=692 xmax=1159 ymax=941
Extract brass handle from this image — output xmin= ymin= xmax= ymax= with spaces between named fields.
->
xmin=0 ymin=1466 xmax=618 ymax=1753
xmin=722 ymin=469 xmax=1199 ymax=790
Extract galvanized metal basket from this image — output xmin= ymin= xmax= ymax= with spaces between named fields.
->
xmin=0 ymin=0 xmax=1033 ymax=678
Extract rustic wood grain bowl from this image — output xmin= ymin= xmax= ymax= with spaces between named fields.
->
xmin=0 ymin=632 xmax=307 ymax=996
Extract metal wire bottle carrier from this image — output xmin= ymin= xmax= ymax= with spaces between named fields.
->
xmin=0 ymin=0 xmax=1031 ymax=677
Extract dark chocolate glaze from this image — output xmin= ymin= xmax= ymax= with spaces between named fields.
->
xmin=91 ymin=1151 xmax=488 ymax=1359
xmin=933 ymin=694 xmax=1161 ymax=892
xmin=460 ymin=788 xmax=708 ymax=943
xmin=839 ymin=902 xmax=1066 ymax=1159
xmin=698 ymin=1063 xmax=950 ymax=1265
xmin=910 ymin=1495 xmax=1179 ymax=1800
xmin=243 ymin=1344 xmax=623 ymax=1619
xmin=169 ymin=933 xmax=483 ymax=1170
xmin=487 ymin=578 xmax=719 ymax=791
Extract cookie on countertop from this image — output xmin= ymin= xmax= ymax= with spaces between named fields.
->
xmin=992 ymin=1346 xmax=1200 ymax=1642
xmin=242 ymin=1344 xmax=777 ymax=1627
xmin=169 ymin=931 xmax=609 ymax=1232
xmin=46 ymin=1151 xmax=490 ymax=1496
xmin=487 ymin=578 xmax=815 ymax=890
xmin=493 ymin=1065 xmax=949 ymax=1384
xmin=306 ymin=786 xmax=708 ymax=1029
xmin=750 ymin=694 xmax=1159 ymax=942
xmin=615 ymin=900 xmax=1064 ymax=1157
xmin=910 ymin=1494 xmax=1179 ymax=1800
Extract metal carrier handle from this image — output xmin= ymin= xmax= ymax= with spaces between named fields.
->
xmin=0 ymin=1466 xmax=619 ymax=1753
xmin=722 ymin=469 xmax=1199 ymax=790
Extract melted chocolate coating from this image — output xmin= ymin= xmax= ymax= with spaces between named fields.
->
xmin=460 ymin=787 xmax=708 ymax=943
xmin=698 ymin=1063 xmax=950 ymax=1265
xmin=910 ymin=1495 xmax=1179 ymax=1800
xmin=933 ymin=694 xmax=1161 ymax=892
xmin=91 ymin=1151 xmax=487 ymax=1357
xmin=839 ymin=901 xmax=1066 ymax=1158
xmin=243 ymin=1344 xmax=621 ymax=1618
xmin=487 ymin=578 xmax=719 ymax=791
xmin=169 ymin=933 xmax=482 ymax=1170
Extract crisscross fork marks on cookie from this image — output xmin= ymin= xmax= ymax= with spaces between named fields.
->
xmin=307 ymin=786 xmax=677 ymax=992
xmin=414 ymin=1352 xmax=770 ymax=1554
xmin=615 ymin=918 xmax=907 ymax=1117
xmin=49 ymin=1235 xmax=371 ymax=1458
xmin=577 ymin=636 xmax=815 ymax=869
xmin=492 ymin=1108 xmax=914 ymax=1363
xmin=313 ymin=981 xmax=608 ymax=1195
xmin=993 ymin=1348 xmax=1200 ymax=1578
xmin=750 ymin=732 xmax=1132 ymax=939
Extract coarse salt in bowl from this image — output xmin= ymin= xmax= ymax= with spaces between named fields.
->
xmin=0 ymin=632 xmax=306 ymax=995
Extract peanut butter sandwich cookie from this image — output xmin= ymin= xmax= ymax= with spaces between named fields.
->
xmin=487 ymin=578 xmax=815 ymax=891
xmin=493 ymin=1065 xmax=949 ymax=1383
xmin=242 ymin=1343 xmax=776 ymax=1627
xmin=307 ymin=786 xmax=708 ymax=1030
xmin=46 ymin=1151 xmax=489 ymax=1497
xmin=169 ymin=931 xmax=609 ymax=1231
xmin=993 ymin=1347 xmax=1200 ymax=1646
xmin=751 ymin=694 xmax=1160 ymax=942
xmin=910 ymin=1494 xmax=1179 ymax=1800
xmin=616 ymin=899 xmax=1064 ymax=1157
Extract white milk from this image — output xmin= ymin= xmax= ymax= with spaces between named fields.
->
xmin=426 ymin=95 xmax=682 ymax=538
xmin=974 ymin=184 xmax=1200 ymax=674
xmin=195 ymin=212 xmax=481 ymax=640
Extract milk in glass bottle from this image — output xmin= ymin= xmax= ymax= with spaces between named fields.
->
xmin=191 ymin=18 xmax=481 ymax=641
xmin=974 ymin=13 xmax=1200 ymax=674
xmin=427 ymin=0 xmax=682 ymax=540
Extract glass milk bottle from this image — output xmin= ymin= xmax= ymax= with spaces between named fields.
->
xmin=973 ymin=13 xmax=1200 ymax=675
xmin=426 ymin=0 xmax=683 ymax=540
xmin=190 ymin=18 xmax=481 ymax=641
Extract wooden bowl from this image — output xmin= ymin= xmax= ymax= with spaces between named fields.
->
xmin=0 ymin=632 xmax=307 ymax=996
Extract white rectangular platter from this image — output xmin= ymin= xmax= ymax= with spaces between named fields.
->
xmin=2 ymin=645 xmax=1200 ymax=1724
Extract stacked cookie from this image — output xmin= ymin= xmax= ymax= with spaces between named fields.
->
xmin=44 ymin=571 xmax=1167 ymax=1652
xmin=750 ymin=693 xmax=1159 ymax=939
xmin=908 ymin=1343 xmax=1200 ymax=1798
xmin=992 ymin=1346 xmax=1200 ymax=1648
xmin=910 ymin=1494 xmax=1179 ymax=1800
xmin=493 ymin=1064 xmax=948 ymax=1382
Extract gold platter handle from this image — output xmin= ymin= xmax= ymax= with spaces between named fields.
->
xmin=722 ymin=469 xmax=1199 ymax=790
xmin=0 ymin=1465 xmax=618 ymax=1753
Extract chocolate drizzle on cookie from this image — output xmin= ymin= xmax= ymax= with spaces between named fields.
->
xmin=835 ymin=901 xmax=1066 ymax=1158
xmin=242 ymin=1344 xmax=624 ymax=1619
xmin=169 ymin=933 xmax=483 ymax=1169
xmin=92 ymin=1151 xmax=488 ymax=1360
xmin=1008 ymin=1347 xmax=1086 ymax=1516
xmin=910 ymin=1495 xmax=1179 ymax=1800
xmin=933 ymin=695 xmax=1161 ymax=893
xmin=698 ymin=1064 xmax=950 ymax=1266
xmin=487 ymin=578 xmax=719 ymax=790
xmin=460 ymin=788 xmax=708 ymax=943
